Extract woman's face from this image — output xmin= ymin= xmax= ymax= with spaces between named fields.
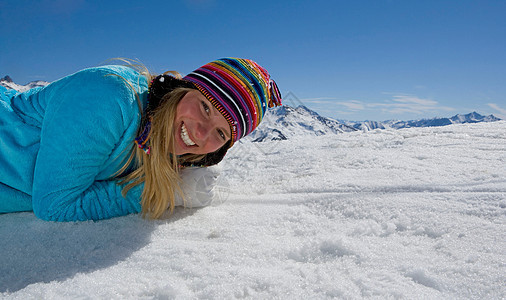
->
xmin=173 ymin=90 xmax=231 ymax=155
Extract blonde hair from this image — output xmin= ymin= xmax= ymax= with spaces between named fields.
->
xmin=111 ymin=59 xmax=204 ymax=219
xmin=120 ymin=88 xmax=195 ymax=219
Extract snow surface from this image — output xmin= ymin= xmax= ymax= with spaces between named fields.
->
xmin=1 ymin=122 xmax=505 ymax=299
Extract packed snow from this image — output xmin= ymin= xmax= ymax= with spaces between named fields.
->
xmin=1 ymin=121 xmax=505 ymax=299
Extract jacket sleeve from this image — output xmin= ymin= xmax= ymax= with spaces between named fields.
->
xmin=32 ymin=68 xmax=144 ymax=221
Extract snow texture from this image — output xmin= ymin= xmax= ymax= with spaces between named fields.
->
xmin=1 ymin=121 xmax=505 ymax=299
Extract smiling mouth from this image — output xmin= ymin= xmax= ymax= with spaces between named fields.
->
xmin=181 ymin=123 xmax=196 ymax=146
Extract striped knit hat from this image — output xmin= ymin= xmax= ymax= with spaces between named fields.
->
xmin=183 ymin=58 xmax=282 ymax=146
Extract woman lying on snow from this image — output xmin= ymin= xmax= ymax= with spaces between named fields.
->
xmin=0 ymin=58 xmax=282 ymax=221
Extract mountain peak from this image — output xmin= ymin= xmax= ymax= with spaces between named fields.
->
xmin=0 ymin=76 xmax=50 ymax=92
xmin=245 ymin=105 xmax=358 ymax=142
xmin=448 ymin=111 xmax=501 ymax=124
xmin=1 ymin=75 xmax=13 ymax=83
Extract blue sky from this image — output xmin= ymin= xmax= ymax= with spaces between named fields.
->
xmin=1 ymin=0 xmax=505 ymax=121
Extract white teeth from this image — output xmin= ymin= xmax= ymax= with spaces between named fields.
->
xmin=181 ymin=124 xmax=196 ymax=146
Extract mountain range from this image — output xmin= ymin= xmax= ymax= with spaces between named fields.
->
xmin=1 ymin=76 xmax=501 ymax=142
xmin=246 ymin=105 xmax=501 ymax=142
xmin=342 ymin=111 xmax=501 ymax=131
xmin=0 ymin=76 xmax=49 ymax=92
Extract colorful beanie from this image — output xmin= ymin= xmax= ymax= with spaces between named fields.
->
xmin=183 ymin=58 xmax=282 ymax=145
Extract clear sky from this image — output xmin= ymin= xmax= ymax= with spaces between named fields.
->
xmin=1 ymin=0 xmax=505 ymax=121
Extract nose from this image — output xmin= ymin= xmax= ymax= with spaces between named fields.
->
xmin=194 ymin=121 xmax=212 ymax=142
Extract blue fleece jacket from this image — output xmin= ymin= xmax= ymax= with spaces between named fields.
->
xmin=0 ymin=65 xmax=148 ymax=221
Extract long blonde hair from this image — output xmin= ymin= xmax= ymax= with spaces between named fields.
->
xmin=119 ymin=88 xmax=198 ymax=219
xmin=111 ymin=59 xmax=203 ymax=219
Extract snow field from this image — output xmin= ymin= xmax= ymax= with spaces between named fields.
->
xmin=1 ymin=121 xmax=505 ymax=299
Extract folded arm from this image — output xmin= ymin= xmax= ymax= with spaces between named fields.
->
xmin=32 ymin=68 xmax=143 ymax=221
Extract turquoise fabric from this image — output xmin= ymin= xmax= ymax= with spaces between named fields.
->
xmin=0 ymin=65 xmax=148 ymax=221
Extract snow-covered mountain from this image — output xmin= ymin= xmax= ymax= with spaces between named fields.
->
xmin=249 ymin=105 xmax=501 ymax=142
xmin=245 ymin=105 xmax=358 ymax=142
xmin=347 ymin=112 xmax=502 ymax=131
xmin=0 ymin=75 xmax=49 ymax=92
